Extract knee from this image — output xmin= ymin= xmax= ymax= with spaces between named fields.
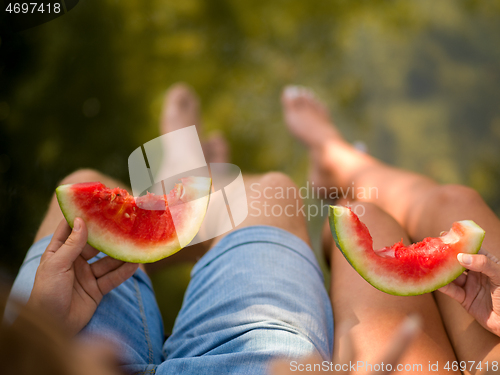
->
xmin=259 ymin=172 xmax=297 ymax=191
xmin=60 ymin=169 xmax=104 ymax=185
xmin=248 ymin=172 xmax=298 ymax=201
xmin=243 ymin=172 xmax=310 ymax=244
xmin=428 ymin=184 xmax=484 ymax=207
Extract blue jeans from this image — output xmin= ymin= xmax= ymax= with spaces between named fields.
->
xmin=10 ymin=225 xmax=334 ymax=374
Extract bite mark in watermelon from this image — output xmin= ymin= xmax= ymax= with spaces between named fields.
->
xmin=329 ymin=205 xmax=485 ymax=296
xmin=56 ymin=177 xmax=211 ymax=263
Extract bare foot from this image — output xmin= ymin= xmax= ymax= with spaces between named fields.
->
xmin=160 ymin=83 xmax=201 ymax=134
xmin=281 ymin=85 xmax=341 ymax=147
xmin=160 ymin=83 xmax=229 ymax=164
xmin=282 ymin=86 xmax=351 ymax=194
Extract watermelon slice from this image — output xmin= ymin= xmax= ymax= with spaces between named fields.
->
xmin=329 ymin=205 xmax=485 ymax=296
xmin=56 ymin=177 xmax=211 ymax=263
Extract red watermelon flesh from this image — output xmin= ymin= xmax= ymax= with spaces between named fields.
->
xmin=56 ymin=177 xmax=211 ymax=263
xmin=329 ymin=205 xmax=485 ymax=296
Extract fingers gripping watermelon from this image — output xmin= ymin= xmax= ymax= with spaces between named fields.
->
xmin=56 ymin=177 xmax=211 ymax=263
xmin=329 ymin=206 xmax=485 ymax=296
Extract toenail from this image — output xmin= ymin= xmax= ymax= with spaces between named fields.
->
xmin=284 ymin=86 xmax=300 ymax=98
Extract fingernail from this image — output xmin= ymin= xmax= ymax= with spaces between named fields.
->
xmin=458 ymin=253 xmax=472 ymax=265
xmin=74 ymin=219 xmax=81 ymax=232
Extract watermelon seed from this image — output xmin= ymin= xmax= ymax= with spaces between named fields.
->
xmin=124 ymin=213 xmax=130 ymax=218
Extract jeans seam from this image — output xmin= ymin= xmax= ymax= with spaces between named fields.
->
xmin=134 ymin=277 xmax=155 ymax=365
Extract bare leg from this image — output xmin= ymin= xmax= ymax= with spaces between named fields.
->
xmin=146 ymin=84 xmax=231 ymax=271
xmin=147 ymin=171 xmax=312 ymax=273
xmin=211 ymin=172 xmax=311 ymax=247
xmin=281 ymin=87 xmax=500 ymax=248
xmin=327 ymin=202 xmax=459 ymax=374
xmin=150 ymin=84 xmax=305 ymax=271
xmin=283 ymin=86 xmax=500 ymax=371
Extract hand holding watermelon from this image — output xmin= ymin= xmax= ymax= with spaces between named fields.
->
xmin=330 ymin=205 xmax=485 ymax=296
xmin=439 ymin=249 xmax=500 ymax=337
xmin=331 ymin=205 xmax=500 ymax=337
xmin=26 ymin=218 xmax=139 ymax=336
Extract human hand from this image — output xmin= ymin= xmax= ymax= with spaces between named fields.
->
xmin=268 ymin=315 xmax=421 ymax=375
xmin=439 ymin=249 xmax=500 ymax=337
xmin=26 ymin=218 xmax=139 ymax=336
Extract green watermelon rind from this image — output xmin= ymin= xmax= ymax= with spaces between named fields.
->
xmin=56 ymin=180 xmax=211 ymax=263
xmin=56 ymin=185 xmax=75 ymax=229
xmin=329 ymin=205 xmax=485 ymax=296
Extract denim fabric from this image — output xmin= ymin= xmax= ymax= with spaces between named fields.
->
xmin=9 ymin=225 xmax=333 ymax=375
xmin=8 ymin=234 xmax=165 ymax=367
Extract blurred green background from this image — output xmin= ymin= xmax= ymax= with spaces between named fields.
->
xmin=2 ymin=0 xmax=500 ymax=332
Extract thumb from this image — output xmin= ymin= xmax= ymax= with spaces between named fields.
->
xmin=54 ymin=218 xmax=89 ymax=268
xmin=458 ymin=253 xmax=500 ymax=285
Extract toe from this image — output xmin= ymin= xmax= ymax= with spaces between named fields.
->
xmin=282 ymin=86 xmax=310 ymax=112
xmin=282 ymin=85 xmax=301 ymax=100
xmin=282 ymin=85 xmax=324 ymax=112
xmin=281 ymin=85 xmax=306 ymax=108
xmin=281 ymin=85 xmax=340 ymax=147
xmin=297 ymin=86 xmax=316 ymax=99
xmin=165 ymin=83 xmax=199 ymax=110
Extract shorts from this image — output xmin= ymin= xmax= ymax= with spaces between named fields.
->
xmin=9 ymin=225 xmax=334 ymax=375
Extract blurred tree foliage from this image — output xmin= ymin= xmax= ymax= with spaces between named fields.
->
xmin=1 ymin=0 xmax=500 ymax=327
